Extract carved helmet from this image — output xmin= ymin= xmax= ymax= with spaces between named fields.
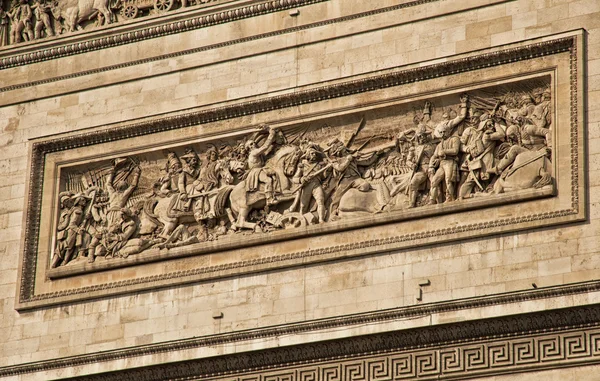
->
xmin=166 ymin=152 xmax=182 ymax=171
xmin=180 ymin=148 xmax=199 ymax=163
xmin=205 ymin=145 xmax=219 ymax=160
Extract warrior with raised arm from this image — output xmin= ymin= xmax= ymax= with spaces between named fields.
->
xmin=244 ymin=124 xmax=280 ymax=205
xmin=105 ymin=160 xmax=141 ymax=225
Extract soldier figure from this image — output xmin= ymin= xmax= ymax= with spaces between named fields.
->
xmin=31 ymin=0 xmax=53 ymax=39
xmin=157 ymin=152 xmax=182 ymax=196
xmin=432 ymin=95 xmax=470 ymax=139
xmin=458 ymin=117 xmax=505 ymax=199
xmin=105 ymin=162 xmax=141 ymax=225
xmin=244 ymin=125 xmax=280 ymax=205
xmin=87 ymin=208 xmax=137 ymax=263
xmin=175 ymin=149 xmax=201 ymax=212
xmin=326 ymin=137 xmax=379 ymax=218
xmin=9 ymin=0 xmax=33 ymax=43
xmin=51 ymin=194 xmax=91 ymax=268
xmin=428 ymin=126 xmax=462 ymax=204
xmin=193 ymin=145 xmax=220 ymax=216
xmin=287 ymin=145 xmax=328 ymax=223
xmin=400 ymin=129 xmax=435 ymax=208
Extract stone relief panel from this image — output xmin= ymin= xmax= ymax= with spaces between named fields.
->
xmin=15 ymin=35 xmax=585 ymax=309
xmin=50 ymin=78 xmax=554 ymax=270
xmin=0 ymin=0 xmax=238 ymax=46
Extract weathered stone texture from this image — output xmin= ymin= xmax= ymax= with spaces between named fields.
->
xmin=0 ymin=0 xmax=599 ymax=378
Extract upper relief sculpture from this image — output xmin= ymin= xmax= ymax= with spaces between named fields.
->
xmin=50 ymin=80 xmax=555 ymax=269
xmin=0 ymin=0 xmax=229 ymax=47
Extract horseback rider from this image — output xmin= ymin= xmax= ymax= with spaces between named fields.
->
xmin=193 ymin=145 xmax=221 ymax=217
xmin=175 ymin=149 xmax=200 ymax=212
xmin=244 ymin=124 xmax=280 ymax=205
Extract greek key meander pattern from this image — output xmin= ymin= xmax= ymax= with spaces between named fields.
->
xmin=18 ymin=36 xmax=579 ymax=306
xmin=204 ymin=331 xmax=600 ymax=381
xmin=19 ymin=304 xmax=600 ymax=380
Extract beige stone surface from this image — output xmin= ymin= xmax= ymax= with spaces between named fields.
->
xmin=0 ymin=0 xmax=599 ymax=379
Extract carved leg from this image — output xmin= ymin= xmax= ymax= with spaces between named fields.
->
xmin=287 ymin=191 xmax=301 ymax=214
xmin=160 ymin=221 xmax=178 ymax=239
xmin=236 ymin=209 xmax=256 ymax=231
xmin=51 ymin=252 xmax=63 ymax=268
xmin=313 ymin=186 xmax=326 ymax=223
xmin=458 ymin=177 xmax=475 ymax=200
xmin=445 ymin=181 xmax=456 ymax=202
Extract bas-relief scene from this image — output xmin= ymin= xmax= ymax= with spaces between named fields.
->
xmin=0 ymin=0 xmax=224 ymax=46
xmin=50 ymin=77 xmax=554 ymax=270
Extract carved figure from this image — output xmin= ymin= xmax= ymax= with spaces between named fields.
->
xmin=157 ymin=223 xmax=211 ymax=250
xmin=391 ymin=128 xmax=435 ymax=208
xmin=226 ymin=144 xmax=300 ymax=231
xmin=432 ymin=95 xmax=469 ymax=139
xmin=51 ymin=193 xmax=92 ymax=267
xmin=157 ymin=151 xmax=182 ymax=196
xmin=174 ymin=148 xmax=200 ymax=212
xmin=493 ymin=149 xmax=552 ymax=194
xmin=146 ymin=158 xmax=235 ymax=237
xmin=105 ymin=160 xmax=141 ymax=225
xmin=244 ymin=124 xmax=280 ymax=205
xmin=193 ymin=145 xmax=222 ymax=218
xmin=31 ymin=0 xmax=54 ymax=38
xmin=458 ymin=117 xmax=505 ymax=199
xmin=87 ymin=207 xmax=137 ymax=263
xmin=0 ymin=6 xmax=9 ymax=46
xmin=9 ymin=0 xmax=33 ymax=43
xmin=287 ymin=145 xmax=329 ymax=223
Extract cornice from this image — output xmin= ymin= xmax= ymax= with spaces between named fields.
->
xmin=18 ymin=35 xmax=578 ymax=307
xmin=4 ymin=280 xmax=600 ymax=378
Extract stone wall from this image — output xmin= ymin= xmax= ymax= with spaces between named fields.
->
xmin=0 ymin=0 xmax=599 ymax=379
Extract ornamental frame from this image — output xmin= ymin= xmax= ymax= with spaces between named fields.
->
xmin=15 ymin=32 xmax=587 ymax=310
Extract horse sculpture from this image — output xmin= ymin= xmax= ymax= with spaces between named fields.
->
xmin=494 ymin=149 xmax=553 ymax=194
xmin=222 ymin=145 xmax=302 ymax=231
xmin=143 ymin=159 xmax=237 ymax=238
xmin=52 ymin=0 xmax=113 ymax=32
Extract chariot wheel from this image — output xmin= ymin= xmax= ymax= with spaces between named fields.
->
xmin=154 ymin=0 xmax=173 ymax=13
xmin=120 ymin=4 xmax=139 ymax=19
xmin=278 ymin=212 xmax=306 ymax=230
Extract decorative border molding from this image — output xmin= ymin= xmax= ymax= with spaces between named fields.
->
xmin=4 ymin=301 xmax=600 ymax=379
xmin=17 ymin=35 xmax=581 ymax=309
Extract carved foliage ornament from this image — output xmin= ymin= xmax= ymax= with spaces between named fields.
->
xmin=16 ymin=35 xmax=585 ymax=309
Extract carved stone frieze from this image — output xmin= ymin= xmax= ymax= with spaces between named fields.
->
xmin=16 ymin=34 xmax=585 ymax=310
xmin=47 ymin=80 xmax=555 ymax=272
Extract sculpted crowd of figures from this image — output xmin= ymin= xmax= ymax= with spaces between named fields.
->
xmin=51 ymin=88 xmax=554 ymax=268
xmin=0 ymin=0 xmax=220 ymax=46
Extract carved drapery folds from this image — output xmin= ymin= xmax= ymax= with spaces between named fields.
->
xmin=50 ymin=77 xmax=555 ymax=269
